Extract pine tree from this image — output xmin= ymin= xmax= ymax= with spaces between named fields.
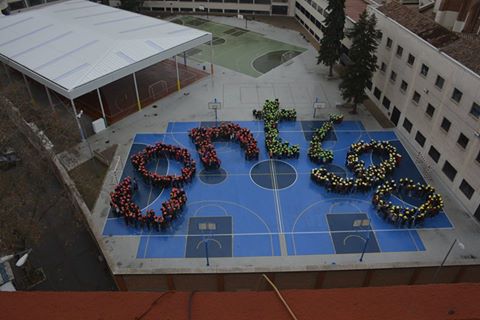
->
xmin=339 ymin=10 xmax=380 ymax=114
xmin=317 ymin=0 xmax=346 ymax=77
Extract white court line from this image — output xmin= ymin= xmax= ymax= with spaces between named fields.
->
xmin=107 ymin=226 xmax=453 ymax=238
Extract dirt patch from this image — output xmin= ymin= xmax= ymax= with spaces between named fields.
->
xmin=69 ymin=145 xmax=117 ymax=210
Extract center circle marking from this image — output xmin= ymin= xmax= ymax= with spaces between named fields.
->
xmin=250 ymin=160 xmax=297 ymax=190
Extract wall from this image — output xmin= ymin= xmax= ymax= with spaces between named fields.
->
xmin=116 ymin=264 xmax=480 ymax=291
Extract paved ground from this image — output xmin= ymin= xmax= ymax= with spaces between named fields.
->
xmin=52 ymin=16 xmax=480 ymax=275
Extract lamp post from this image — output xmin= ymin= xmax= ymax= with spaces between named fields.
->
xmin=76 ymin=110 xmax=99 ymax=173
xmin=0 ymin=249 xmax=32 ymax=267
xmin=432 ymin=238 xmax=465 ymax=282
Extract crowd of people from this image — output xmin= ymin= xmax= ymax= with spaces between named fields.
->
xmin=329 ymin=113 xmax=344 ymax=124
xmin=345 ymin=140 xmax=401 ymax=187
xmin=189 ymin=122 xmax=259 ymax=169
xmin=110 ymin=177 xmax=188 ymax=230
xmin=130 ymin=142 xmax=196 ymax=188
xmin=372 ymin=179 xmax=444 ymax=225
xmin=311 ymin=140 xmax=401 ymax=192
xmin=308 ymin=114 xmax=344 ymax=164
xmin=255 ymin=99 xmax=300 ymax=158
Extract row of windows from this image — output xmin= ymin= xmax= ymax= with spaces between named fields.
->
xmin=399 ymin=116 xmax=478 ymax=200
xmin=303 ymin=0 xmax=326 ymax=16
xmin=295 ymin=14 xmax=321 ymax=41
xmin=154 ymin=0 xmax=271 ymax=3
xmin=149 ymin=6 xmax=269 ymax=13
xmin=295 ymin=1 xmax=324 ymax=31
xmin=382 ymin=37 xmax=480 ymax=120
xmin=374 ymin=71 xmax=475 ymax=151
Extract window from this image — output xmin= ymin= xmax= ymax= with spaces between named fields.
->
xmin=426 ymin=103 xmax=435 ymax=117
xmin=407 ymin=54 xmax=415 ymax=66
xmin=396 ymin=45 xmax=403 ymax=57
xmin=415 ymin=131 xmax=426 ymax=147
xmin=428 ymin=145 xmax=440 ymax=163
xmin=477 ymin=150 xmax=480 ymax=163
xmin=400 ymin=80 xmax=408 ymax=93
xmin=390 ymin=71 xmax=397 ymax=82
xmin=366 ymin=80 xmax=372 ymax=91
xmin=412 ymin=91 xmax=421 ymax=104
xmin=457 ymin=133 xmax=469 ymax=149
xmin=403 ymin=118 xmax=413 ymax=133
xmin=459 ymin=179 xmax=475 ymax=200
xmin=451 ymin=88 xmax=463 ymax=103
xmin=420 ymin=64 xmax=429 ymax=77
xmin=470 ymin=102 xmax=480 ymax=119
xmin=380 ymin=62 xmax=387 ymax=72
xmin=382 ymin=96 xmax=391 ymax=110
xmin=441 ymin=117 xmax=451 ymax=132
xmin=374 ymin=87 xmax=381 ymax=100
xmin=386 ymin=37 xmax=392 ymax=49
xmin=442 ymin=161 xmax=457 ymax=181
xmin=435 ymin=75 xmax=445 ymax=89
xmin=378 ymin=31 xmax=383 ymax=41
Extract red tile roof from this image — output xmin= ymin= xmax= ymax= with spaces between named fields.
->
xmin=378 ymin=1 xmax=480 ymax=75
xmin=346 ymin=0 xmax=368 ymax=22
xmin=1 ymin=284 xmax=480 ymax=320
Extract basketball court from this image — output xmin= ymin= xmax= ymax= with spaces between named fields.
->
xmin=102 ymin=120 xmax=453 ymax=260
xmin=171 ymin=16 xmax=307 ymax=77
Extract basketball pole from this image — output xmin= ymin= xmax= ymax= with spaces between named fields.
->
xmin=204 ymin=238 xmax=210 ymax=267
xmin=133 ymin=72 xmax=141 ymax=111
xmin=97 ymin=88 xmax=108 ymax=126
xmin=175 ymin=55 xmax=181 ymax=91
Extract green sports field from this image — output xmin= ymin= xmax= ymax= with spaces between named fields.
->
xmin=172 ymin=16 xmax=307 ymax=78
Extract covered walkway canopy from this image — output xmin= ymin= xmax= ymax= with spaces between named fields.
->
xmin=0 ymin=0 xmax=213 ymax=131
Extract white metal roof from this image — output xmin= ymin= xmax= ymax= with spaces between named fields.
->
xmin=0 ymin=0 xmax=212 ymax=99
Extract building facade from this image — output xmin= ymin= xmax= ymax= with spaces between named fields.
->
xmin=139 ymin=0 xmax=291 ymax=16
xmin=366 ymin=2 xmax=480 ymax=218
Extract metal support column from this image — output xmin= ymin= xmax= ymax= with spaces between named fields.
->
xmin=132 ymin=72 xmax=141 ymax=111
xmin=70 ymin=99 xmax=85 ymax=141
xmin=183 ymin=51 xmax=187 ymax=67
xmin=22 ymin=74 xmax=34 ymax=103
xmin=175 ymin=55 xmax=181 ymax=91
xmin=210 ymin=39 xmax=214 ymax=76
xmin=97 ymin=88 xmax=108 ymax=125
xmin=3 ymin=63 xmax=11 ymax=83
xmin=45 ymin=86 xmax=55 ymax=111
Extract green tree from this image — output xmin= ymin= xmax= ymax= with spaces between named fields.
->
xmin=317 ymin=0 xmax=346 ymax=77
xmin=119 ymin=0 xmax=144 ymax=12
xmin=339 ymin=10 xmax=380 ymax=114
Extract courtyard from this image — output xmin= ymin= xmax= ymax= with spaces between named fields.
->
xmin=57 ymin=15 xmax=480 ymax=278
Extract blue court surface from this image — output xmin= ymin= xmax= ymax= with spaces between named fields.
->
xmin=103 ymin=120 xmax=453 ymax=259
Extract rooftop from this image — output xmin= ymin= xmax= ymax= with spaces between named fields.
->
xmin=346 ymin=0 xmax=368 ymax=22
xmin=1 ymin=283 xmax=479 ymax=319
xmin=377 ymin=1 xmax=480 ymax=76
xmin=0 ymin=0 xmax=211 ymax=99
